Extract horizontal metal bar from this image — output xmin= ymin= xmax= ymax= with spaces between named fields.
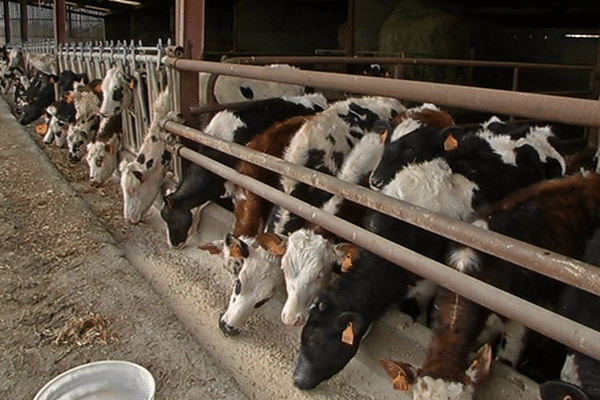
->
xmin=222 ymin=55 xmax=595 ymax=71
xmin=162 ymin=57 xmax=600 ymax=128
xmin=167 ymin=142 xmax=600 ymax=362
xmin=161 ymin=119 xmax=600 ymax=299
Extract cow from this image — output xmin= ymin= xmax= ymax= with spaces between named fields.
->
xmin=161 ymin=93 xmax=328 ymax=248
xmin=199 ymin=64 xmax=305 ymax=105
xmin=214 ymin=233 xmax=286 ymax=336
xmin=120 ymin=88 xmax=172 ymax=224
xmin=385 ymin=172 xmax=600 ymax=400
xmin=67 ymin=79 xmax=103 ymax=162
xmin=540 ymin=227 xmax=600 ymax=400
xmin=85 ymin=113 xmax=123 ymax=186
xmin=83 ymin=67 xmax=137 ymax=185
xmin=98 ymin=66 xmax=135 ymax=118
xmin=19 ymin=73 xmax=56 ymax=126
xmin=292 ymin=117 xmax=567 ymax=390
xmin=214 ymin=97 xmax=404 ymax=335
xmin=41 ymin=96 xmax=76 ymax=147
xmin=198 ymin=115 xmax=316 ymax=335
xmin=270 ymin=104 xmax=453 ymax=328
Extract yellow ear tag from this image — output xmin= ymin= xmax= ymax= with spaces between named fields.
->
xmin=444 ymin=133 xmax=459 ymax=151
xmin=341 ymin=322 xmax=354 ymax=346
xmin=36 ymin=124 xmax=48 ymax=135
xmin=392 ymin=369 xmax=412 ymax=392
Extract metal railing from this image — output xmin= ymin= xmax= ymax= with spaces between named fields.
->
xmin=161 ymin=56 xmax=600 ymax=363
xmin=13 ymin=42 xmax=600 ymax=364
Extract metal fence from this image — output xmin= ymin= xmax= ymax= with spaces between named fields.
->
xmin=14 ymin=41 xmax=600 ymax=366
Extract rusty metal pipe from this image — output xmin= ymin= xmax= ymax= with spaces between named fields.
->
xmin=167 ymin=141 xmax=600 ymax=362
xmin=162 ymin=57 xmax=600 ymax=127
xmin=161 ymin=119 xmax=600 ymax=298
xmin=220 ymin=55 xmax=594 ymax=71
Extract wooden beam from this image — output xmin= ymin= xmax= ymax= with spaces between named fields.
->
xmin=3 ymin=0 xmax=11 ymax=44
xmin=54 ymin=0 xmax=67 ymax=44
xmin=175 ymin=0 xmax=204 ymax=125
xmin=19 ymin=0 xmax=26 ymax=42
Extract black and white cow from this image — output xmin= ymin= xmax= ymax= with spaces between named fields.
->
xmin=42 ymin=96 xmax=76 ymax=147
xmin=215 ymin=96 xmax=404 ymax=335
xmin=160 ymin=93 xmax=328 ymax=248
xmin=389 ymin=172 xmax=600 ymax=400
xmin=199 ymin=64 xmax=305 ymax=105
xmin=293 ymin=116 xmax=567 ymax=390
xmin=120 ymin=88 xmax=172 ymax=224
xmin=84 ymin=66 xmax=136 ymax=185
xmin=19 ymin=73 xmax=56 ymax=126
xmin=67 ymin=79 xmax=103 ymax=162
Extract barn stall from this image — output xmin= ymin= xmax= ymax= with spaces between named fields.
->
xmin=2 ymin=0 xmax=600 ymax=399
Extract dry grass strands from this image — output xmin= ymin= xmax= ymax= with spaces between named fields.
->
xmin=52 ymin=312 xmax=118 ymax=347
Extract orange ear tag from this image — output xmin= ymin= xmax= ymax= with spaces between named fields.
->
xmin=341 ymin=254 xmax=353 ymax=273
xmin=36 ymin=124 xmax=48 ymax=135
xmin=391 ymin=369 xmax=412 ymax=392
xmin=444 ymin=134 xmax=458 ymax=152
xmin=380 ymin=129 xmax=389 ymax=144
xmin=341 ymin=322 xmax=354 ymax=346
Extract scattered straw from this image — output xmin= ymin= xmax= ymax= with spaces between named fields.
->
xmin=52 ymin=312 xmax=118 ymax=347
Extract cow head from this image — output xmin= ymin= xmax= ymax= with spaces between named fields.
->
xmin=85 ymin=134 xmax=121 ymax=186
xmin=294 ymin=298 xmax=367 ymax=390
xmin=369 ymin=104 xmax=455 ymax=190
xmin=98 ymin=66 xmax=136 ymax=118
xmin=379 ymin=343 xmax=494 ymax=400
xmin=43 ymin=98 xmax=76 ymax=148
xmin=67 ymin=125 xmax=91 ymax=162
xmin=278 ymin=229 xmax=355 ymax=327
xmin=120 ymin=137 xmax=171 ymax=224
xmin=199 ymin=233 xmax=285 ymax=336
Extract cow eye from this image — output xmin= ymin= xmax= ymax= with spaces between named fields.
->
xmin=254 ymin=298 xmax=270 ymax=308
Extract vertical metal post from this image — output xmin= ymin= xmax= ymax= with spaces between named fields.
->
xmin=3 ymin=0 xmax=11 ymax=45
xmin=53 ymin=0 xmax=67 ymax=45
xmin=175 ymin=0 xmax=204 ymax=126
xmin=19 ymin=0 xmax=26 ymax=42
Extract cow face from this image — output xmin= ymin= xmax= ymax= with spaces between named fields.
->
xmin=85 ymin=134 xmax=120 ymax=186
xmin=294 ymin=300 xmax=366 ymax=390
xmin=44 ymin=99 xmax=76 ymax=148
xmin=67 ymin=126 xmax=91 ymax=163
xmin=379 ymin=344 xmax=493 ymax=400
xmin=279 ymin=229 xmax=351 ymax=327
xmin=120 ymin=142 xmax=170 ymax=224
xmin=98 ymin=66 xmax=135 ymax=118
xmin=213 ymin=233 xmax=285 ymax=336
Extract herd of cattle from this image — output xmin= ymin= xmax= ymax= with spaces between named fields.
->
xmin=3 ymin=46 xmax=600 ymax=400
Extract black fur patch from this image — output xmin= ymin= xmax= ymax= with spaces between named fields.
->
xmin=136 ymin=153 xmax=146 ymax=164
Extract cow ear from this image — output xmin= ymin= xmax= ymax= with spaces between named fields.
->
xmin=225 ymin=233 xmax=249 ymax=259
xmin=94 ymin=82 xmax=103 ymax=95
xmin=440 ymin=126 xmax=464 ymax=152
xmin=256 ymin=232 xmax=287 ymax=257
xmin=379 ymin=358 xmax=417 ymax=392
xmin=373 ymin=119 xmax=394 ymax=135
xmin=338 ymin=311 xmax=363 ymax=347
xmin=333 ymin=243 xmax=359 ymax=273
xmin=465 ymin=342 xmax=494 ymax=388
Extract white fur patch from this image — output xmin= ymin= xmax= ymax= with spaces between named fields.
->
xmin=204 ymin=110 xmax=246 ymax=141
xmin=390 ymin=118 xmax=424 ymax=143
xmin=448 ymin=247 xmax=481 ymax=273
xmin=381 ymin=158 xmax=478 ymax=220
xmin=561 ymin=354 xmax=582 ymax=387
xmin=412 ymin=376 xmax=474 ymax=400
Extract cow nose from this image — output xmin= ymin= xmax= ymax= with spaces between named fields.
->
xmin=219 ymin=317 xmax=241 ymax=336
xmin=369 ymin=174 xmax=383 ymax=190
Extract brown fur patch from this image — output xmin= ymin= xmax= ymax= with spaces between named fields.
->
xmin=256 ymin=232 xmax=287 ymax=257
